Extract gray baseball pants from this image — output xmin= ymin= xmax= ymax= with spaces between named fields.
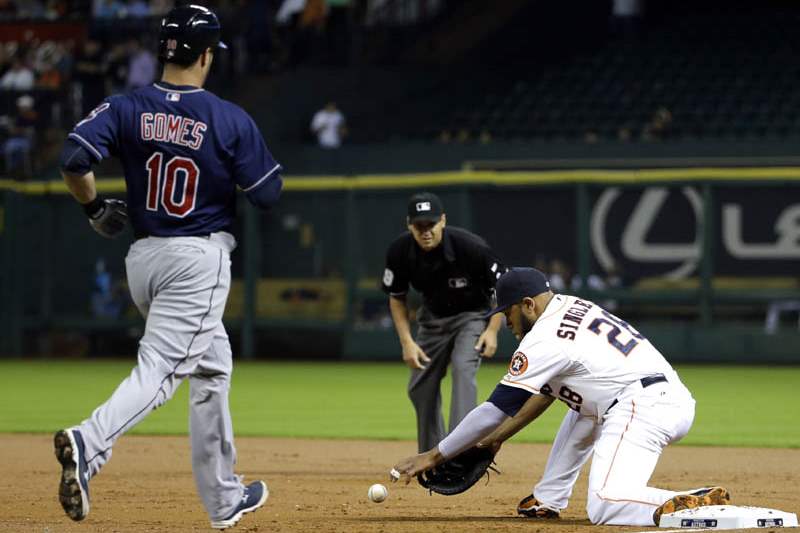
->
xmin=408 ymin=308 xmax=487 ymax=452
xmin=74 ymin=232 xmax=246 ymax=522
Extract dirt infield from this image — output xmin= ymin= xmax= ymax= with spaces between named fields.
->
xmin=4 ymin=434 xmax=798 ymax=532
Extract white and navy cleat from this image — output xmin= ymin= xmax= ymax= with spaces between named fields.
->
xmin=54 ymin=428 xmax=91 ymax=521
xmin=210 ymin=480 xmax=269 ymax=530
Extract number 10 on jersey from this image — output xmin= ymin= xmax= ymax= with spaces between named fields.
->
xmin=145 ymin=152 xmax=199 ymax=218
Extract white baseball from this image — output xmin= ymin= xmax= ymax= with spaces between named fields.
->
xmin=368 ymin=483 xmax=388 ymax=503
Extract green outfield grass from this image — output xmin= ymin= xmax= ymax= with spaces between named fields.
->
xmin=0 ymin=360 xmax=797 ymax=447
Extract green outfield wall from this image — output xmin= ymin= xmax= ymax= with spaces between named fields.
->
xmin=1 ymin=168 xmax=799 ymax=361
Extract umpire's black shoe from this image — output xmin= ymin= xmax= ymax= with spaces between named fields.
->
xmin=54 ymin=428 xmax=91 ymax=521
xmin=517 ymin=494 xmax=561 ymax=518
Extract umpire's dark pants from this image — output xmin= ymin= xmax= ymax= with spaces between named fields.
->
xmin=409 ymin=307 xmax=488 ymax=452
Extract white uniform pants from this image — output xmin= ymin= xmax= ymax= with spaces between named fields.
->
xmin=75 ymin=233 xmax=246 ymax=521
xmin=534 ymin=377 xmax=697 ymax=526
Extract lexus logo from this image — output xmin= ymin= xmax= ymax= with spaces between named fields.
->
xmin=591 ymin=187 xmax=703 ymax=279
xmin=590 ymin=186 xmax=800 ymax=279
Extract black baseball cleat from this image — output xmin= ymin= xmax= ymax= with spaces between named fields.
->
xmin=210 ymin=480 xmax=269 ymax=530
xmin=54 ymin=428 xmax=91 ymax=521
xmin=517 ymin=494 xmax=561 ymax=519
xmin=653 ymin=486 xmax=731 ymax=525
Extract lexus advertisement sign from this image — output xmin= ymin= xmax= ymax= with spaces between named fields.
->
xmin=590 ymin=186 xmax=800 ymax=280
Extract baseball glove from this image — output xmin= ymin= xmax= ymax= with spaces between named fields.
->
xmin=417 ymin=446 xmax=499 ymax=496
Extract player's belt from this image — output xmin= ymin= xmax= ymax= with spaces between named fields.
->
xmin=134 ymin=232 xmax=211 ymax=240
xmin=605 ymin=373 xmax=668 ymax=414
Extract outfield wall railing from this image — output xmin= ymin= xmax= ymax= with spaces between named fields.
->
xmin=1 ymin=168 xmax=799 ymax=362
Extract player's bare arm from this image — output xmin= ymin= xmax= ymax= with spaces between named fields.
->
xmin=478 ymin=393 xmax=555 ymax=452
xmin=475 ymin=312 xmax=504 ymax=358
xmin=61 ymin=169 xmax=97 ymax=203
xmin=388 ymin=294 xmax=431 ymax=369
xmin=61 ymin=151 xmax=127 ymax=239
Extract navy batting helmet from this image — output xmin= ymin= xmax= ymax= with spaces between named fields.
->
xmin=158 ymin=4 xmax=227 ymax=65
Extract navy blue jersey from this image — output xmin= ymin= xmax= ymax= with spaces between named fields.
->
xmin=68 ymin=81 xmax=281 ymax=237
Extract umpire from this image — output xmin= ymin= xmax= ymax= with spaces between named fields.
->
xmin=382 ymin=192 xmax=507 ymax=452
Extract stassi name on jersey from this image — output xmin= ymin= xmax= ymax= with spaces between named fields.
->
xmin=556 ymin=299 xmax=594 ymax=340
xmin=140 ymin=112 xmax=207 ymax=150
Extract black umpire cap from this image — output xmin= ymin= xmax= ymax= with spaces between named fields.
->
xmin=158 ymin=4 xmax=228 ymax=66
xmin=484 ymin=267 xmax=551 ymax=318
xmin=407 ymin=192 xmax=444 ymax=223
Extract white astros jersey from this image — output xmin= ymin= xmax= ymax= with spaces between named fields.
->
xmin=501 ymin=294 xmax=679 ymax=420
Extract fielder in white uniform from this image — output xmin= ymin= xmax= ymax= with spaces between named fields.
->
xmin=392 ymin=267 xmax=730 ymax=526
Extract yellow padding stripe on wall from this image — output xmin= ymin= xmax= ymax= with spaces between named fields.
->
xmin=3 ymin=167 xmax=800 ymax=194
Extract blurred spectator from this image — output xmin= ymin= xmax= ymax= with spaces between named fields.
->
xmin=149 ymin=0 xmax=171 ymax=16
xmin=571 ymin=264 xmax=623 ymax=311
xmin=311 ymin=101 xmax=347 ymax=148
xmin=36 ymin=60 xmax=62 ymax=88
xmin=533 ymin=254 xmax=548 ymax=274
xmin=325 ymin=0 xmax=350 ymax=64
xmin=106 ymin=42 xmax=130 ymax=93
xmin=54 ymin=40 xmax=75 ymax=81
xmin=0 ymin=57 xmax=34 ymax=90
xmin=126 ymin=38 xmax=156 ymax=90
xmin=2 ymin=94 xmax=38 ymax=178
xmin=243 ymin=0 xmax=276 ymax=73
xmin=548 ymin=258 xmax=571 ymax=292
xmin=15 ymin=0 xmax=46 ymax=18
xmin=302 ymin=0 xmax=327 ymax=29
xmin=74 ymin=39 xmax=107 ymax=114
xmin=641 ymin=106 xmax=673 ymax=141
xmin=125 ymin=0 xmax=150 ymax=17
xmin=365 ymin=0 xmax=444 ymax=25
xmin=0 ymin=0 xmax=17 ymax=17
xmin=34 ymin=43 xmax=68 ymax=89
xmin=610 ymin=0 xmax=643 ymax=38
xmin=571 ymin=272 xmax=606 ymax=292
xmin=94 ymin=0 xmax=124 ymax=18
xmin=278 ymin=0 xmax=328 ymax=66
xmin=44 ymin=0 xmax=68 ymax=18
xmin=91 ymin=259 xmax=125 ymax=319
xmin=277 ymin=0 xmax=305 ymax=24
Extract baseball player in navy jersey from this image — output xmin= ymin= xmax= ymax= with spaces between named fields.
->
xmin=392 ymin=268 xmax=730 ymax=526
xmin=54 ymin=6 xmax=280 ymax=529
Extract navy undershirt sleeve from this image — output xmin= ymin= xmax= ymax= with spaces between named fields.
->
xmin=245 ymin=174 xmax=283 ymax=209
xmin=487 ymin=383 xmax=533 ymax=417
xmin=59 ymin=137 xmax=95 ymax=175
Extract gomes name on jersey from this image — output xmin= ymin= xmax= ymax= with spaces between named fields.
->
xmin=140 ymin=112 xmax=207 ymax=150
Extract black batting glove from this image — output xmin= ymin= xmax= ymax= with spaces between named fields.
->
xmin=82 ymin=195 xmax=128 ymax=238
